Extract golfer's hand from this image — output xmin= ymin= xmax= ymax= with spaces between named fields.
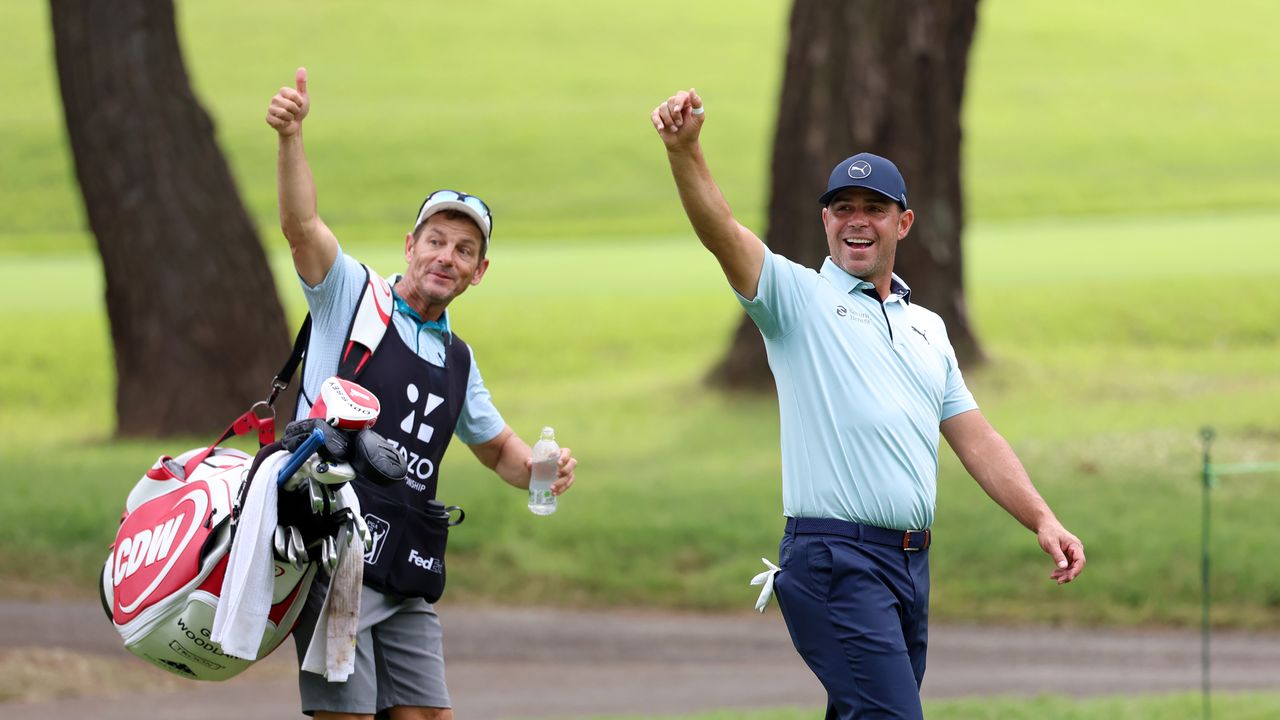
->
xmin=266 ymin=67 xmax=310 ymax=137
xmin=1038 ymin=522 xmax=1086 ymax=584
xmin=651 ymin=88 xmax=705 ymax=150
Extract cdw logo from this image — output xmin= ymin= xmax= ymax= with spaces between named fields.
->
xmin=112 ymin=486 xmax=209 ymax=617
xmin=113 ymin=514 xmax=185 ymax=586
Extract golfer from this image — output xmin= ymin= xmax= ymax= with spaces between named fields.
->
xmin=267 ymin=67 xmax=578 ymax=720
xmin=650 ymin=88 xmax=1084 ymax=719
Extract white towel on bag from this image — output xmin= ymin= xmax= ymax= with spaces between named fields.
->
xmin=211 ymin=451 xmax=288 ymax=659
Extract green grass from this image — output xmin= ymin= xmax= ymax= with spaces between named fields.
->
xmin=4 ymin=0 xmax=1279 ymax=253
xmin=2 ymin=0 xmax=1280 ymax=631
xmin=3 ymin=214 xmax=1279 ymax=628
xmin=588 ymin=692 xmax=1280 ymax=720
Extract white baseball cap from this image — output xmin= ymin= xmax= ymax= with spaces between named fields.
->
xmin=413 ymin=189 xmax=492 ymax=249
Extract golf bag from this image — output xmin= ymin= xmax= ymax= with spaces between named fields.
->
xmin=101 ymin=377 xmax=404 ymax=681
xmin=100 ymin=444 xmax=316 ymax=681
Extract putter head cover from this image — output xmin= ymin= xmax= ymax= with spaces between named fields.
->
xmin=282 ymin=418 xmax=351 ymax=464
xmin=349 ymin=429 xmax=408 ymax=487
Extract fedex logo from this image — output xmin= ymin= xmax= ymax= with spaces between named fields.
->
xmin=408 ymin=548 xmax=443 ymax=574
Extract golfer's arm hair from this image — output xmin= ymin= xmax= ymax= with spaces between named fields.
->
xmin=665 ymin=144 xmax=765 ymax=298
xmin=277 ymin=132 xmax=339 ymax=287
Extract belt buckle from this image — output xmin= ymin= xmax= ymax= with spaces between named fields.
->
xmin=903 ymin=529 xmax=930 ymax=552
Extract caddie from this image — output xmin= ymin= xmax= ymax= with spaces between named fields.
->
xmin=266 ymin=67 xmax=578 ymax=720
xmin=650 ymin=87 xmax=1085 ymax=720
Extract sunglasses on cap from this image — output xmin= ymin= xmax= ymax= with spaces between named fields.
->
xmin=413 ymin=189 xmax=493 ymax=240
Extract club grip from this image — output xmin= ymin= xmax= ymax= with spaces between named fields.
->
xmin=277 ymin=428 xmax=327 ymax=486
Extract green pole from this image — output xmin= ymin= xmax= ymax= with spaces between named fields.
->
xmin=1199 ymin=426 xmax=1215 ymax=720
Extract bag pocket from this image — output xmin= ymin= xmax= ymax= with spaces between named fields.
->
xmin=354 ymin=482 xmax=463 ymax=603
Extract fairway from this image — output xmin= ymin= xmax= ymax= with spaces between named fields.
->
xmin=2 ymin=0 xmax=1279 ymax=635
xmin=3 ymin=213 xmax=1279 ymax=627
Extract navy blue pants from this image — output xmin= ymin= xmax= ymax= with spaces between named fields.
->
xmin=774 ymin=518 xmax=931 ymax=720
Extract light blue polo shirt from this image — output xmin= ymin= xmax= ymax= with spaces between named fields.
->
xmin=297 ymin=250 xmax=506 ymax=446
xmin=737 ymin=250 xmax=978 ymax=530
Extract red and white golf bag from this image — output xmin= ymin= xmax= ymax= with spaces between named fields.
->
xmin=101 ymin=377 xmax=397 ymax=682
xmin=101 ymin=445 xmax=315 ymax=681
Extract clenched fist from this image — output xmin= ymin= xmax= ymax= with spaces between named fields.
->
xmin=651 ymin=88 xmax=705 ymax=151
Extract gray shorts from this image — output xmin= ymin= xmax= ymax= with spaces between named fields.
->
xmin=293 ymin=578 xmax=450 ymax=717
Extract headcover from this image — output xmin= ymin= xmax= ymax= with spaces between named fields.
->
xmin=350 ymin=429 xmax=409 ymax=487
xmin=309 ymin=377 xmax=380 ymax=431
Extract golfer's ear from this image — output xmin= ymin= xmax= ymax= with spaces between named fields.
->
xmin=898 ymin=209 xmax=915 ymax=238
xmin=405 ymin=232 xmax=415 ymax=260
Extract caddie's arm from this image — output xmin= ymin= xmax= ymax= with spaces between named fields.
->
xmin=266 ymin=66 xmax=338 ymax=287
xmin=469 ymin=426 xmax=577 ymax=496
xmin=651 ymin=88 xmax=766 ymax=299
xmin=940 ymin=409 xmax=1086 ymax=585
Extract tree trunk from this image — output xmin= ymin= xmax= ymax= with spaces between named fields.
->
xmin=709 ymin=0 xmax=984 ymax=390
xmin=51 ymin=0 xmax=289 ymax=437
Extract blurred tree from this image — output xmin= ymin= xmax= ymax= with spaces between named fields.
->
xmin=50 ymin=0 xmax=289 ymax=437
xmin=709 ymin=0 xmax=984 ymax=390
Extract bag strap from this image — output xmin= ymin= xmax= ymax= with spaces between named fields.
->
xmin=180 ymin=401 xmax=278 ymax=478
xmin=182 ymin=315 xmax=314 ymax=478
xmin=184 ymin=264 xmax=393 ymax=478
xmin=269 ymin=313 xmax=313 ymax=407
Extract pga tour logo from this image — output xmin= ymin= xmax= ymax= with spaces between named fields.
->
xmin=364 ymin=514 xmax=391 ymax=564
xmin=112 ymin=486 xmax=210 ymax=616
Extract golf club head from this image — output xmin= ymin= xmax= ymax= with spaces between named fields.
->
xmin=309 ymin=377 xmax=380 ymax=431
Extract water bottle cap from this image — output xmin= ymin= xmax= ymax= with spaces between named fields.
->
xmin=540 ymin=426 xmax=555 ymax=440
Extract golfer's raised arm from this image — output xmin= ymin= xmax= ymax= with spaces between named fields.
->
xmin=652 ymin=88 xmax=765 ymax=298
xmin=267 ymin=67 xmax=338 ymax=287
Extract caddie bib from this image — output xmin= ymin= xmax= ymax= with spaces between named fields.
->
xmin=345 ymin=323 xmax=470 ymax=600
xmin=353 ymin=324 xmax=469 ymax=503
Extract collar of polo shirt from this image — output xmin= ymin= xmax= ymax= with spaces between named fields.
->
xmin=819 ymin=258 xmax=912 ymax=304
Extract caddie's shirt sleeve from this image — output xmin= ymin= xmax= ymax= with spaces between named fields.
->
xmin=297 ymin=251 xmax=366 ymax=418
xmin=454 ymin=346 xmax=505 ymax=446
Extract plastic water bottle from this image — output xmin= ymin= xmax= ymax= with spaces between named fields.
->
xmin=527 ymin=427 xmax=559 ymax=516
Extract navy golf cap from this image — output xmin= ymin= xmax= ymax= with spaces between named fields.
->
xmin=818 ymin=152 xmax=908 ymax=209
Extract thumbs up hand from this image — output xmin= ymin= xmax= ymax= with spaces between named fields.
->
xmin=266 ymin=67 xmax=311 ymax=137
